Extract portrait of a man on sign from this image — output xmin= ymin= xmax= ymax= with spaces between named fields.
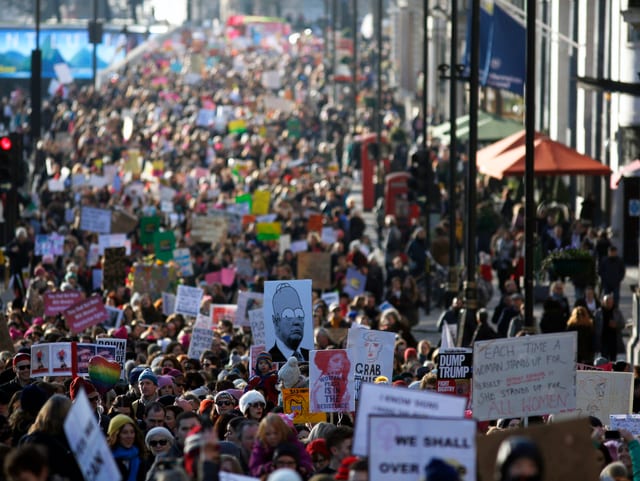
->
xmin=264 ymin=280 xmax=313 ymax=362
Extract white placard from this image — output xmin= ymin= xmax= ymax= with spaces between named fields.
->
xmin=353 ymin=382 xmax=467 ymax=456
xmin=96 ymin=338 xmax=127 ymax=380
xmin=98 ymin=234 xmax=130 ymax=255
xmin=48 ymin=178 xmax=66 ymax=192
xmin=564 ymin=371 xmax=633 ymax=422
xmin=279 ymin=233 xmax=291 ymax=256
xmin=321 ymin=227 xmax=337 ymax=245
xmin=248 ymin=308 xmax=265 ymax=346
xmin=472 ymin=332 xmax=577 ymax=421
xmin=64 ymin=390 xmax=122 ymax=481
xmin=346 ymin=328 xmax=395 ymax=400
xmin=261 ymin=70 xmax=282 ymax=90
xmin=290 ymin=240 xmax=308 ymax=253
xmin=174 ymin=285 xmax=204 ymax=317
xmin=173 ymin=248 xmax=194 ymax=277
xmin=321 ymin=291 xmax=340 ymax=307
xmin=188 ymin=325 xmax=215 ymax=361
xmin=368 ymin=416 xmax=476 ymax=481
xmin=80 ymin=206 xmax=112 ymax=234
xmin=236 ymin=292 xmax=264 ymax=327
xmin=162 ymin=292 xmax=176 ymax=316
xmin=54 ymin=62 xmax=74 ymax=84
xmin=219 ymin=472 xmax=259 ymax=481
xmin=610 ymin=414 xmax=640 ymax=435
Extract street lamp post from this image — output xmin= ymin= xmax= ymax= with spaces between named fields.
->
xmin=31 ymin=0 xmax=42 ymax=141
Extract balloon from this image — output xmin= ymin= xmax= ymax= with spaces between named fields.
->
xmin=88 ymin=356 xmax=121 ymax=394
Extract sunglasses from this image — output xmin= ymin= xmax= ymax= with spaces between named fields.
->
xmin=149 ymin=439 xmax=169 ymax=447
xmin=249 ymin=402 xmax=265 ymax=409
xmin=216 ymin=400 xmax=233 ymax=407
xmin=16 ymin=365 xmax=30 ymax=371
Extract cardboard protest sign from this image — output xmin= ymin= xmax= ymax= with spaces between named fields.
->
xmin=346 ymin=328 xmax=395 ymax=400
xmin=307 ymin=214 xmax=323 ymax=233
xmin=131 ymin=263 xmax=178 ymax=299
xmin=476 ymin=418 xmax=598 ymax=481
xmin=111 ymin=209 xmax=138 ymax=234
xmin=64 ymin=296 xmax=109 ymax=334
xmin=343 ymin=267 xmax=366 ymax=298
xmin=282 ymin=388 xmax=326 ymax=424
xmin=368 ymin=416 xmax=476 ymax=481
xmin=139 ymin=216 xmax=161 ymax=245
xmin=211 ymin=304 xmax=237 ymax=327
xmin=297 ymin=252 xmax=331 ymax=290
xmin=102 ymin=247 xmax=127 ymax=291
xmin=80 ymin=206 xmax=112 ymax=233
xmin=248 ymin=309 xmax=265 ymax=346
xmin=153 ymin=231 xmax=176 ymax=262
xmin=559 ymin=371 xmax=634 ymax=422
xmin=190 ymin=215 xmax=228 ymax=244
xmin=353 ymin=383 xmax=467 ymax=456
xmin=44 ymin=291 xmax=83 ymax=316
xmin=65 ymin=390 xmax=122 ymax=481
xmin=251 ymin=190 xmax=271 ymax=215
xmin=236 ymin=292 xmax=264 ymax=327
xmin=173 ymin=248 xmax=194 ymax=277
xmin=309 ymin=349 xmax=355 ymax=413
xmin=175 ymin=285 xmax=204 ymax=317
xmin=437 ymin=348 xmax=473 ymax=399
xmin=610 ymin=414 xmax=640 ymax=435
xmin=472 ymin=332 xmax=577 ymax=421
xmin=96 ymin=338 xmax=128 ymax=381
xmin=263 ymin=280 xmax=314 ymax=363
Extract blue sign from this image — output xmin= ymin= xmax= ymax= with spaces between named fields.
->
xmin=464 ymin=2 xmax=525 ymax=96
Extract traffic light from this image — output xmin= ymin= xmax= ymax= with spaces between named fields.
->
xmin=0 ymin=133 xmax=25 ymax=189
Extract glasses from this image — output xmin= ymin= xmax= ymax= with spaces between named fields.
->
xmin=249 ymin=402 xmax=265 ymax=409
xmin=216 ymin=400 xmax=233 ymax=407
xmin=202 ymin=362 xmax=213 ymax=367
xmin=174 ymin=383 xmax=185 ymax=388
xmin=312 ymin=456 xmax=327 ymax=464
xmin=149 ymin=439 xmax=169 ymax=447
xmin=16 ymin=365 xmax=30 ymax=371
xmin=275 ymin=459 xmax=297 ymax=468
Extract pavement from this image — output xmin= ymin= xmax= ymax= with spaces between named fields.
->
xmin=348 ymin=180 xmax=640 ymax=352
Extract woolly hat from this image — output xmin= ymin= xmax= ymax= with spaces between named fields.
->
xmin=273 ymin=442 xmax=300 ymax=462
xmin=239 ymin=390 xmax=266 ymax=415
xmin=424 ymin=458 xmax=460 ymax=481
xmin=69 ymin=377 xmax=97 ymax=400
xmin=108 ymin=414 xmax=135 ymax=437
xmin=404 ymin=347 xmax=417 ymax=363
xmin=157 ymin=375 xmax=173 ymax=390
xmin=266 ymin=469 xmax=302 ymax=481
xmin=198 ymin=398 xmax=214 ymax=415
xmin=163 ymin=368 xmax=184 ymax=379
xmin=20 ymin=385 xmax=48 ymax=416
xmin=278 ymin=357 xmax=301 ymax=389
xmin=334 ymin=456 xmax=360 ymax=480
xmin=374 ymin=375 xmax=389 ymax=384
xmin=306 ymin=439 xmax=330 ymax=458
xmin=13 ymin=353 xmax=30 ymax=368
xmin=145 ymin=426 xmax=174 ymax=448
xmin=138 ymin=368 xmax=158 ymax=386
xmin=214 ymin=390 xmax=236 ymax=403
xmin=129 ymin=366 xmax=146 ymax=386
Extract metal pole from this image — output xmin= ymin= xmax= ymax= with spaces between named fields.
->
xmin=352 ymin=0 xmax=358 ymax=134
xmin=422 ymin=0 xmax=429 ymax=150
xmin=92 ymin=0 xmax=98 ymax=89
xmin=31 ymin=0 xmax=42 ymax=141
xmin=332 ymin=0 xmax=338 ymax=104
xmin=460 ymin=0 xmax=480 ymax=347
xmin=447 ymin=0 xmax=458 ymax=304
xmin=376 ymin=0 xmax=383 ymax=187
xmin=524 ymin=0 xmax=536 ymax=329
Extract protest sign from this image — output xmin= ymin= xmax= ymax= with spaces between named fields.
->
xmin=80 ymin=206 xmax=112 ymax=233
xmin=368 ymin=416 xmax=476 ymax=481
xmin=153 ymin=231 xmax=176 ymax=261
xmin=256 ymin=221 xmax=281 ymax=241
xmin=93 ymin=269 xmax=102 ymax=291
xmin=96 ymin=338 xmax=127 ymax=380
xmin=64 ymin=296 xmax=109 ymax=334
xmin=190 ymin=215 xmax=227 ymax=244
xmin=346 ymin=328 xmax=395 ymax=400
xmin=175 ymin=285 xmax=204 ymax=317
xmin=309 ymin=349 xmax=355 ymax=413
xmin=98 ymin=234 xmax=130 ymax=255
xmin=211 ymin=304 xmax=237 ymax=327
xmin=88 ymin=244 xmax=100 ymax=267
xmin=477 ymin=418 xmax=598 ymax=481
xmin=102 ymin=247 xmax=127 ymax=291
xmin=236 ymin=292 xmax=264 ymax=327
xmin=188 ymin=324 xmax=215 ymax=361
xmin=282 ymin=388 xmax=326 ymax=424
xmin=235 ymin=258 xmax=253 ymax=280
xmin=261 ymin=70 xmax=282 ymax=89
xmin=31 ymin=342 xmax=73 ymax=377
xmin=251 ymin=190 xmax=271 ymax=215
xmin=139 ymin=216 xmax=161 ymax=245
xmin=173 ymin=248 xmax=194 ymax=277
xmin=353 ymin=383 xmax=467 ymax=456
xmin=44 ymin=291 xmax=83 ymax=316
xmin=111 ymin=209 xmax=138 ymax=234
xmin=472 ymin=332 xmax=577 ymax=421
xmin=307 ymin=214 xmax=323 ymax=232
xmin=65 ymin=390 xmax=122 ymax=481
xmin=162 ymin=292 xmax=176 ymax=316
xmin=219 ymin=472 xmax=259 ymax=481
xmin=103 ymin=306 xmax=123 ymax=330
xmin=221 ymin=267 xmax=236 ymax=287
xmin=132 ymin=263 xmax=178 ymax=299
xmin=35 ymin=234 xmax=64 ymax=256
xmin=263 ymin=95 xmax=295 ymax=113
xmin=248 ymin=308 xmax=266 ymax=346
xmin=321 ymin=227 xmax=337 ymax=245
xmin=610 ymin=414 xmax=640 ymax=435
xmin=279 ymin=233 xmax=291 ymax=257
xmin=343 ymin=267 xmax=366 ymax=298
xmin=297 ymin=252 xmax=331 ymax=290
xmin=321 ymin=291 xmax=340 ymax=307
xmin=437 ymin=348 xmax=473 ymax=399
xmin=290 ymin=240 xmax=308 ymax=253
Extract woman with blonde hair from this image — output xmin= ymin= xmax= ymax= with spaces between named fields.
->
xmin=20 ymin=394 xmax=83 ymax=481
xmin=249 ymin=413 xmax=313 ymax=478
xmin=107 ymin=414 xmax=150 ymax=481
xmin=566 ymin=305 xmax=595 ymax=364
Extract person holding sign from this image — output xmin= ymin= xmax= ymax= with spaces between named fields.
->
xmin=269 ymin=283 xmax=310 ymax=362
xmin=310 ymin=350 xmax=351 ymax=413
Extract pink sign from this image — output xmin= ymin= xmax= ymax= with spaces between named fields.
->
xmin=63 ymin=296 xmax=109 ymax=334
xmin=44 ymin=291 xmax=84 ymax=316
xmin=205 ymin=271 xmax=221 ymax=284
xmin=221 ymin=267 xmax=236 ymax=287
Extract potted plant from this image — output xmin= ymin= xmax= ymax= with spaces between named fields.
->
xmin=540 ymin=247 xmax=596 ymax=284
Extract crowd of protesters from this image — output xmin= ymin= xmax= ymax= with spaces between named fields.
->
xmin=0 ymin=13 xmax=635 ymax=481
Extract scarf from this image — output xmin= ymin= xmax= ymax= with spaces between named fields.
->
xmin=112 ymin=445 xmax=140 ymax=481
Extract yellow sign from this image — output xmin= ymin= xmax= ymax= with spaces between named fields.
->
xmin=252 ymin=190 xmax=271 ymax=215
xmin=282 ymin=388 xmax=326 ymax=424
